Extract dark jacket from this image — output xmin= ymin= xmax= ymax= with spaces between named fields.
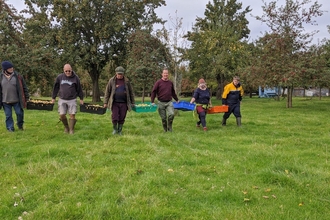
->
xmin=52 ymin=72 xmax=84 ymax=101
xmin=103 ymin=75 xmax=135 ymax=111
xmin=222 ymin=82 xmax=244 ymax=105
xmin=0 ymin=71 xmax=30 ymax=109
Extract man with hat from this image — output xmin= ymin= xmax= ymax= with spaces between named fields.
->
xmin=103 ymin=66 xmax=135 ymax=135
xmin=0 ymin=61 xmax=30 ymax=132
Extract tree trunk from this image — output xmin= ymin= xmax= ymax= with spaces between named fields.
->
xmin=319 ymin=87 xmax=322 ymax=100
xmin=216 ymin=73 xmax=224 ymax=100
xmin=286 ymin=86 xmax=293 ymax=108
xmin=89 ymin=69 xmax=101 ymax=102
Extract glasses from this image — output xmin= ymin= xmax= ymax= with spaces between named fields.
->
xmin=64 ymin=70 xmax=72 ymax=73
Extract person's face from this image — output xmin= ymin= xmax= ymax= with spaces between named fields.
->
xmin=5 ymin=67 xmax=14 ymax=74
xmin=63 ymin=65 xmax=72 ymax=76
xmin=162 ymin=70 xmax=169 ymax=80
xmin=233 ymin=79 xmax=239 ymax=86
xmin=116 ymin=73 xmax=124 ymax=79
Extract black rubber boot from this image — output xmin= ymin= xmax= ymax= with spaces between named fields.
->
xmin=118 ymin=124 xmax=123 ymax=135
xmin=236 ymin=117 xmax=242 ymax=127
xmin=112 ymin=123 xmax=118 ymax=135
xmin=221 ymin=117 xmax=227 ymax=126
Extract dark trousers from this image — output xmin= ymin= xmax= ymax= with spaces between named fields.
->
xmin=196 ymin=106 xmax=207 ymax=127
xmin=111 ymin=102 xmax=128 ymax=124
xmin=223 ymin=103 xmax=241 ymax=119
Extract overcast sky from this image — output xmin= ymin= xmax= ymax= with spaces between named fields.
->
xmin=7 ymin=0 xmax=330 ymax=44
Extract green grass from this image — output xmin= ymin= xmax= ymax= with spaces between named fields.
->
xmin=0 ymin=97 xmax=329 ymax=219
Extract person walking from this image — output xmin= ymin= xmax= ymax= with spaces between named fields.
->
xmin=103 ymin=66 xmax=135 ymax=135
xmin=151 ymin=68 xmax=179 ymax=132
xmin=190 ymin=78 xmax=212 ymax=131
xmin=51 ymin=64 xmax=84 ymax=134
xmin=0 ymin=61 xmax=30 ymax=132
xmin=221 ymin=76 xmax=244 ymax=126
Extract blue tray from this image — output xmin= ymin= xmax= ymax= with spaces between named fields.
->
xmin=173 ymin=101 xmax=195 ymax=111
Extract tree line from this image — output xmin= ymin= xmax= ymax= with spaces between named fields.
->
xmin=1 ymin=0 xmax=329 ymax=108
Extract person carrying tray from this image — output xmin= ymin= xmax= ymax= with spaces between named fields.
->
xmin=190 ymin=78 xmax=212 ymax=131
xmin=151 ymin=68 xmax=179 ymax=132
xmin=51 ymin=64 xmax=84 ymax=134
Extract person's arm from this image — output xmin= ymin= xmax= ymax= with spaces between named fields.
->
xmin=128 ymin=81 xmax=135 ymax=106
xmin=103 ymin=79 xmax=112 ymax=108
xmin=222 ymin=85 xmax=229 ymax=105
xmin=150 ymin=81 xmax=158 ymax=104
xmin=51 ymin=75 xmax=60 ymax=103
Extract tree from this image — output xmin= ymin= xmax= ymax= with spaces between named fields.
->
xmin=125 ymin=29 xmax=169 ymax=102
xmin=185 ymin=0 xmax=251 ymax=99
xmin=254 ymin=0 xmax=324 ymax=107
xmin=24 ymin=0 xmax=165 ymax=102
xmin=155 ymin=11 xmax=188 ymax=96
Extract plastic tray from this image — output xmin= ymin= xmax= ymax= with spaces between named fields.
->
xmin=173 ymin=101 xmax=195 ymax=111
xmin=207 ymin=105 xmax=228 ymax=114
xmin=132 ymin=103 xmax=157 ymax=113
xmin=80 ymin=103 xmax=106 ymax=115
xmin=27 ymin=100 xmax=54 ymax=111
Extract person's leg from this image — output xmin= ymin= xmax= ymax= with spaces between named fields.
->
xmin=199 ymin=111 xmax=207 ymax=129
xmin=12 ymin=102 xmax=24 ymax=130
xmin=232 ymin=104 xmax=242 ymax=126
xmin=58 ymin=99 xmax=69 ymax=133
xmin=117 ymin=103 xmax=128 ymax=135
xmin=111 ymin=102 xmax=120 ymax=134
xmin=3 ymin=103 xmax=14 ymax=131
xmin=166 ymin=102 xmax=175 ymax=132
xmin=222 ymin=105 xmax=233 ymax=126
xmin=158 ymin=102 xmax=167 ymax=132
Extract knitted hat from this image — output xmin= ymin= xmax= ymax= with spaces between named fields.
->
xmin=1 ymin=61 xmax=13 ymax=70
xmin=198 ymin=78 xmax=206 ymax=84
xmin=115 ymin=66 xmax=125 ymax=74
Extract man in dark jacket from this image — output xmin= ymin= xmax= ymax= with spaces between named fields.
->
xmin=52 ymin=64 xmax=84 ymax=134
xmin=0 ymin=61 xmax=30 ymax=132
xmin=221 ymin=76 xmax=244 ymax=126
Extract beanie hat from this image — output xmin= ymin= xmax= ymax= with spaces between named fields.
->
xmin=115 ymin=66 xmax=125 ymax=74
xmin=198 ymin=78 xmax=206 ymax=84
xmin=1 ymin=61 xmax=13 ymax=70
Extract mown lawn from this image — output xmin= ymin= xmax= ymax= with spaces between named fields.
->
xmin=0 ymin=96 xmax=329 ymax=219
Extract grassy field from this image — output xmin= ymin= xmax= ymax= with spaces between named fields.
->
xmin=0 ymin=96 xmax=329 ymax=219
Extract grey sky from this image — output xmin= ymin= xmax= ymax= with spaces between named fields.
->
xmin=6 ymin=0 xmax=330 ymax=44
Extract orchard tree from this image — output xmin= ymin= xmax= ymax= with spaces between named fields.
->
xmin=254 ymin=0 xmax=324 ymax=107
xmin=185 ymin=0 xmax=251 ymax=99
xmin=125 ymin=29 xmax=169 ymax=102
xmin=0 ymin=1 xmax=25 ymax=70
xmin=24 ymin=0 xmax=165 ymax=102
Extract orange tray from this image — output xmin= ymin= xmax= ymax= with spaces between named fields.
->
xmin=207 ymin=105 xmax=228 ymax=114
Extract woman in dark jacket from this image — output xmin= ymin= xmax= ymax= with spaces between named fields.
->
xmin=190 ymin=78 xmax=212 ymax=131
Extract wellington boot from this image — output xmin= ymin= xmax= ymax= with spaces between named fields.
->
xmin=112 ymin=123 xmax=118 ymax=135
xmin=60 ymin=117 xmax=69 ymax=133
xmin=236 ymin=117 xmax=242 ymax=127
xmin=162 ymin=120 xmax=167 ymax=132
xmin=69 ymin=119 xmax=77 ymax=134
xmin=118 ymin=124 xmax=123 ymax=135
xmin=168 ymin=119 xmax=173 ymax=132
xmin=221 ymin=117 xmax=227 ymax=126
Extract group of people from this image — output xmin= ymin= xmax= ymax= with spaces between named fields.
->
xmin=1 ymin=61 xmax=244 ymax=134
